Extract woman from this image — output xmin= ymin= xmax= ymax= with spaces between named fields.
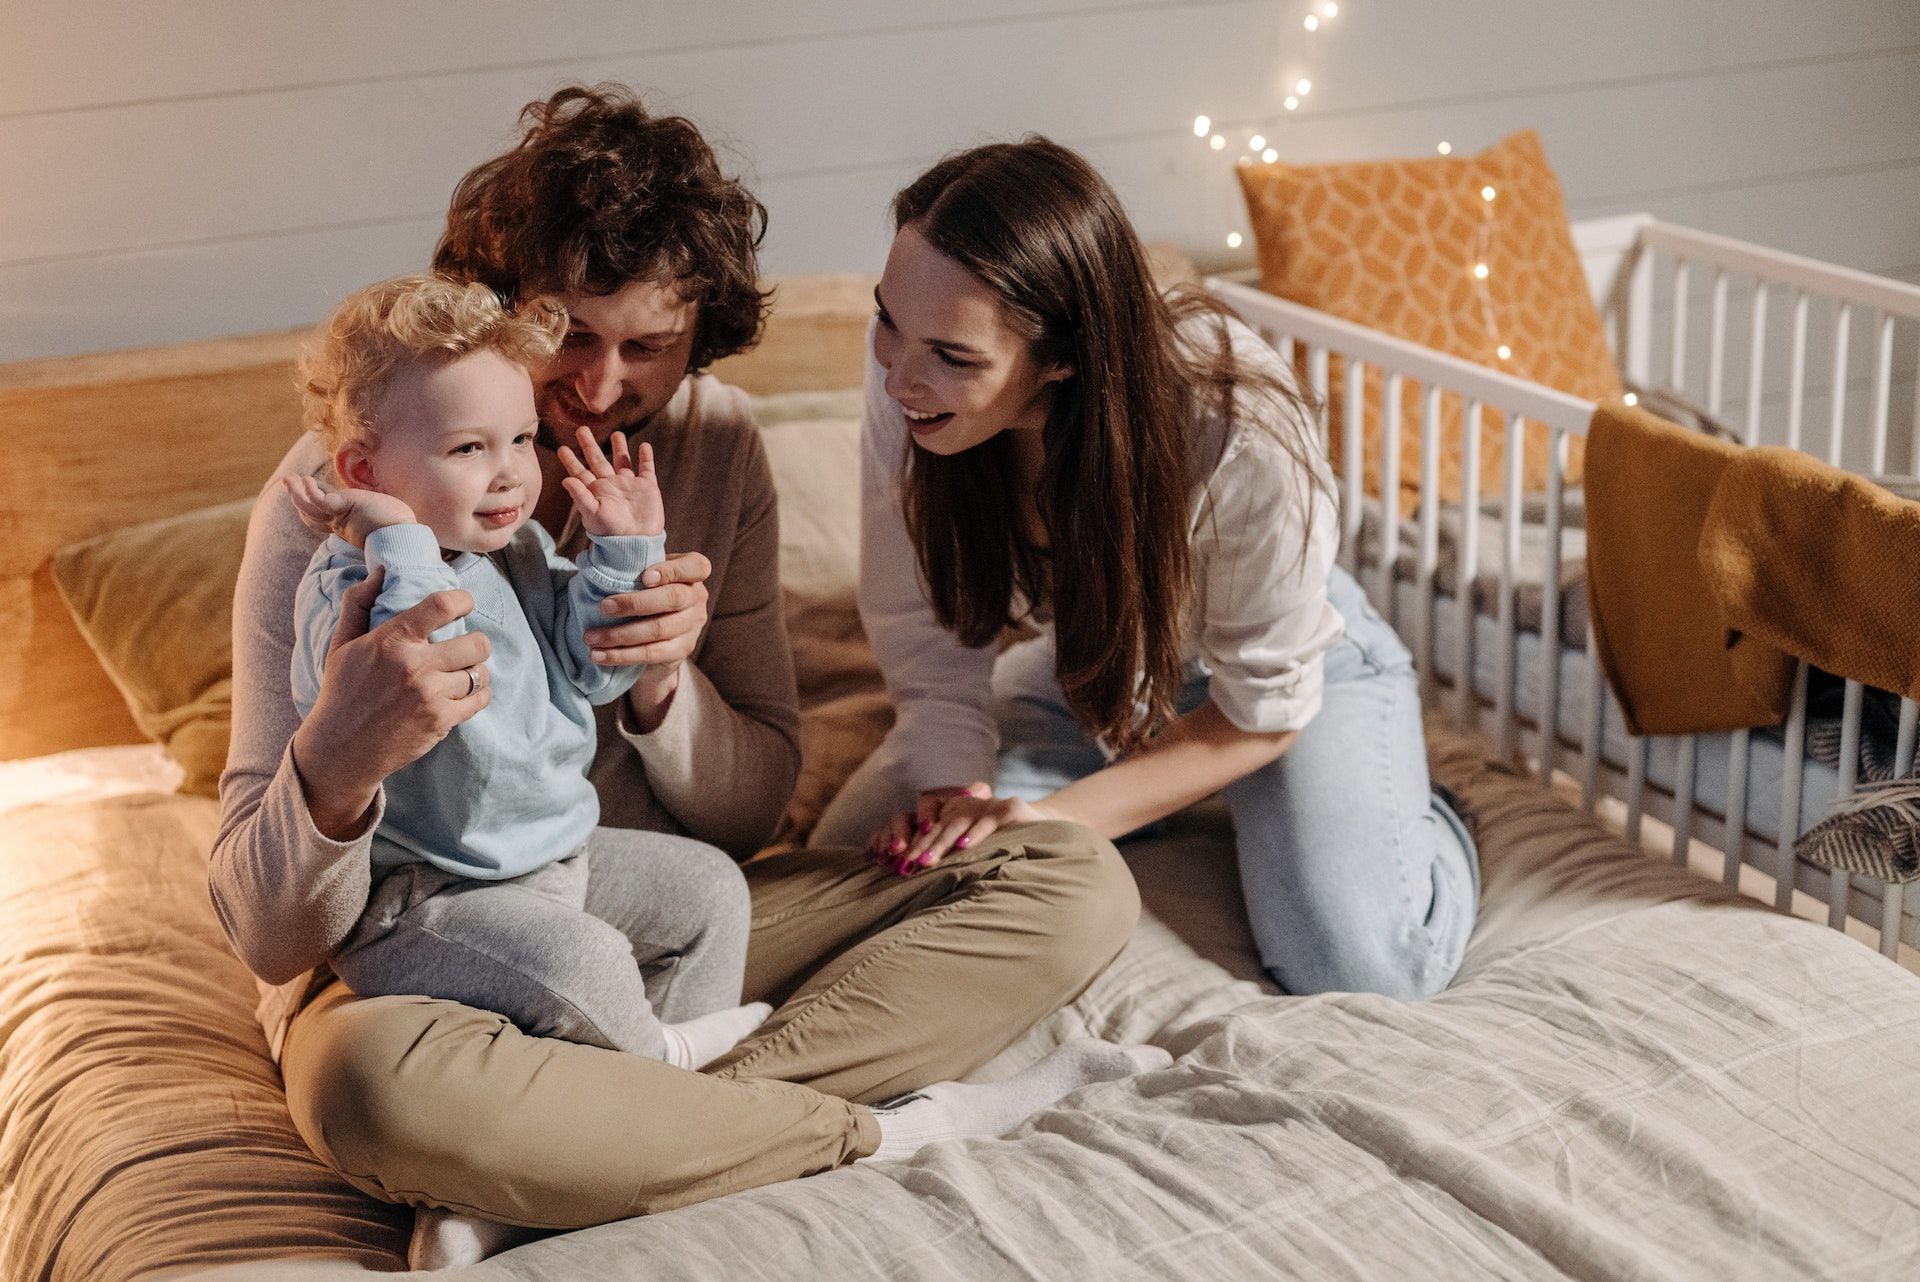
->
xmin=811 ymin=138 xmax=1480 ymax=1001
xmin=209 ymin=88 xmax=1149 ymax=1259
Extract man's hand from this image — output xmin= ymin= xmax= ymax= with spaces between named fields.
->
xmin=583 ymin=550 xmax=712 ymax=732
xmin=558 ymin=428 xmax=665 ymax=538
xmin=284 ymin=475 xmax=416 ymax=549
xmin=290 ymin=568 xmax=492 ymax=840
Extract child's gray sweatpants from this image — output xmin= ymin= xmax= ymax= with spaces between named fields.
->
xmin=329 ymin=826 xmax=752 ymax=1057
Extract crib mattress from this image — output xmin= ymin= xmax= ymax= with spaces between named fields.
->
xmin=1388 ymin=577 xmax=1920 ymax=953
xmin=10 ymin=736 xmax=1919 ymax=1281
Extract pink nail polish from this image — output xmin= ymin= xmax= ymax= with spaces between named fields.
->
xmin=891 ymin=838 xmax=905 ymax=854
xmin=917 ymin=851 xmax=935 ymax=866
xmin=955 ymin=836 xmax=971 ymax=850
xmin=918 ymin=819 xmax=932 ymax=835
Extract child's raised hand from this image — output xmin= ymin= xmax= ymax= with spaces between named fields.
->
xmin=283 ymin=475 xmax=416 ymax=549
xmin=557 ymin=428 xmax=665 ymax=538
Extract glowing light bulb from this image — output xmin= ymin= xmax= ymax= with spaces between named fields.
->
xmin=1209 ymin=134 xmax=1226 ymax=150
xmin=1437 ymin=141 xmax=1453 ymax=155
xmin=1623 ymin=392 xmax=1639 ymax=406
xmin=1304 ymin=14 xmax=1319 ymax=30
xmin=1262 ymin=147 xmax=1279 ymax=163
xmin=1285 ymin=95 xmax=1300 ymax=110
xmin=1481 ymin=185 xmax=1497 ymax=201
xmin=1295 ymin=78 xmax=1313 ymax=95
xmin=1322 ymin=1 xmax=1338 ymax=15
xmin=1227 ymin=232 xmax=1244 ymax=249
xmin=1496 ymin=344 xmax=1512 ymax=360
xmin=1249 ymin=135 xmax=1266 ymax=151
xmin=1473 ymin=263 xmax=1489 ymax=280
xmin=1194 ymin=115 xmax=1211 ymax=137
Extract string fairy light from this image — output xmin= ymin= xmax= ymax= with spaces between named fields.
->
xmin=1436 ymin=140 xmax=1452 ymax=155
xmin=1192 ymin=3 xmax=1353 ymax=253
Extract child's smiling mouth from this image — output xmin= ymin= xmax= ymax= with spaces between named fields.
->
xmin=476 ymin=506 xmax=521 ymax=529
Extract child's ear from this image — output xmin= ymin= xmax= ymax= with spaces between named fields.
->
xmin=1042 ymin=361 xmax=1075 ymax=385
xmin=334 ymin=444 xmax=382 ymax=492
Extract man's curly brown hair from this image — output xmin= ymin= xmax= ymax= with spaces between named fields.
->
xmin=433 ymin=83 xmax=770 ymax=371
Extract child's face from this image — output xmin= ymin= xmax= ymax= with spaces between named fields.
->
xmin=342 ymin=349 xmax=543 ymax=555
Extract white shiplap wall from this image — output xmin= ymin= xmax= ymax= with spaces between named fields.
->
xmin=3 ymin=0 xmax=1917 ymax=362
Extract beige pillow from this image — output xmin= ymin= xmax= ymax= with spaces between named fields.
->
xmin=755 ymin=395 xmax=877 ymax=713
xmin=50 ymin=500 xmax=252 ymax=798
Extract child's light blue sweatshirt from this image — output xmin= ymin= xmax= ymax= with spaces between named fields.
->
xmin=290 ymin=521 xmax=665 ymax=880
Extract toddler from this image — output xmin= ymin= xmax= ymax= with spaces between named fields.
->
xmin=287 ymin=273 xmax=767 ymax=1069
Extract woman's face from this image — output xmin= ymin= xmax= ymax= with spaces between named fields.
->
xmin=537 ymin=279 xmax=698 ymax=441
xmin=873 ymin=224 xmax=1069 ymax=456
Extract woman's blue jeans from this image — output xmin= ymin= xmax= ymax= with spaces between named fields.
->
xmin=813 ymin=565 xmax=1480 ymax=999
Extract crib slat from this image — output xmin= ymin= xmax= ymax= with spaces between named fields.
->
xmin=1870 ymin=311 xmax=1893 ymax=474
xmin=1670 ymin=259 xmax=1691 ymax=393
xmin=1776 ymin=662 xmax=1810 ymax=913
xmin=1723 ymin=728 xmax=1752 ymax=887
xmin=1581 ymin=620 xmax=1605 ymax=812
xmin=1341 ymin=358 xmax=1365 ymax=575
xmin=1828 ymin=679 xmax=1865 ymax=928
xmin=1707 ymin=269 xmax=1729 ymax=414
xmin=1415 ymin=385 xmax=1443 ymax=704
xmin=1671 ymin=736 xmax=1698 ymax=867
xmin=1494 ymin=411 xmax=1525 ymax=760
xmin=1884 ymin=882 xmax=1908 ymax=960
xmin=1744 ymin=284 xmax=1768 ymax=445
xmin=1308 ymin=345 xmax=1330 ymax=408
xmin=1376 ymin=372 xmax=1403 ymax=618
xmin=1788 ymin=290 xmax=1810 ymax=451
xmin=1454 ymin=400 xmax=1484 ymax=727
xmin=1625 ymin=733 xmax=1649 ymax=845
xmin=1826 ymin=302 xmax=1851 ymax=468
xmin=1536 ymin=427 xmax=1568 ymax=785
xmin=1897 ymin=698 xmax=1919 ymax=776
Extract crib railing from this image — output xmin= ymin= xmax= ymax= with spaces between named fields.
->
xmin=1208 ymin=219 xmax=1920 ymax=964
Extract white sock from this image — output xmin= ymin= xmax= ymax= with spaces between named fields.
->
xmin=408 ymin=1206 xmax=535 ymax=1270
xmin=659 ymin=1000 xmax=773 ymax=1070
xmin=862 ymin=1039 xmax=1173 ymax=1163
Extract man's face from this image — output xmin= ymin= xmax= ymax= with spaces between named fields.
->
xmin=537 ymin=279 xmax=698 ymax=440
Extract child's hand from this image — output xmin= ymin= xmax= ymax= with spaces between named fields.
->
xmin=558 ymin=428 xmax=665 ymax=538
xmin=284 ymin=475 xmax=416 ymax=549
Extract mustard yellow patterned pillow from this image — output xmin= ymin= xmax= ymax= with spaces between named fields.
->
xmin=1238 ymin=129 xmax=1620 ymax=512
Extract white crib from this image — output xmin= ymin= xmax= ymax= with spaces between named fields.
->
xmin=1210 ymin=216 xmax=1920 ymax=965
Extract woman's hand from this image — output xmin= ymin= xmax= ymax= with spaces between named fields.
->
xmin=868 ymin=783 xmax=1069 ymax=876
xmin=290 ymin=568 xmax=493 ymax=840
xmin=585 ymin=550 xmax=712 ymax=731
xmin=283 ymin=475 xmax=415 ymax=549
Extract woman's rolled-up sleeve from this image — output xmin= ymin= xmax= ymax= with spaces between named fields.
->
xmin=1193 ymin=428 xmax=1344 ymax=734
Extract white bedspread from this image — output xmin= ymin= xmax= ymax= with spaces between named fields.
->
xmin=178 ymin=730 xmax=1920 ymax=1281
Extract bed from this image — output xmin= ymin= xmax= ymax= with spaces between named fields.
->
xmin=3 ymin=230 xmax=1919 ymax=1281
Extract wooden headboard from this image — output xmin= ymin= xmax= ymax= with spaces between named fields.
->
xmin=0 ymin=273 xmax=877 ymax=762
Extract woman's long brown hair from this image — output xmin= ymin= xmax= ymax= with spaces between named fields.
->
xmin=894 ymin=137 xmax=1326 ymax=757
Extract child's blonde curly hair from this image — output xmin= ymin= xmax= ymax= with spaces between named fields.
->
xmin=299 ymin=273 xmax=566 ymax=451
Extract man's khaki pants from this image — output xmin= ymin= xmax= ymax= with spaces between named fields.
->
xmin=280 ymin=821 xmax=1137 ymax=1228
